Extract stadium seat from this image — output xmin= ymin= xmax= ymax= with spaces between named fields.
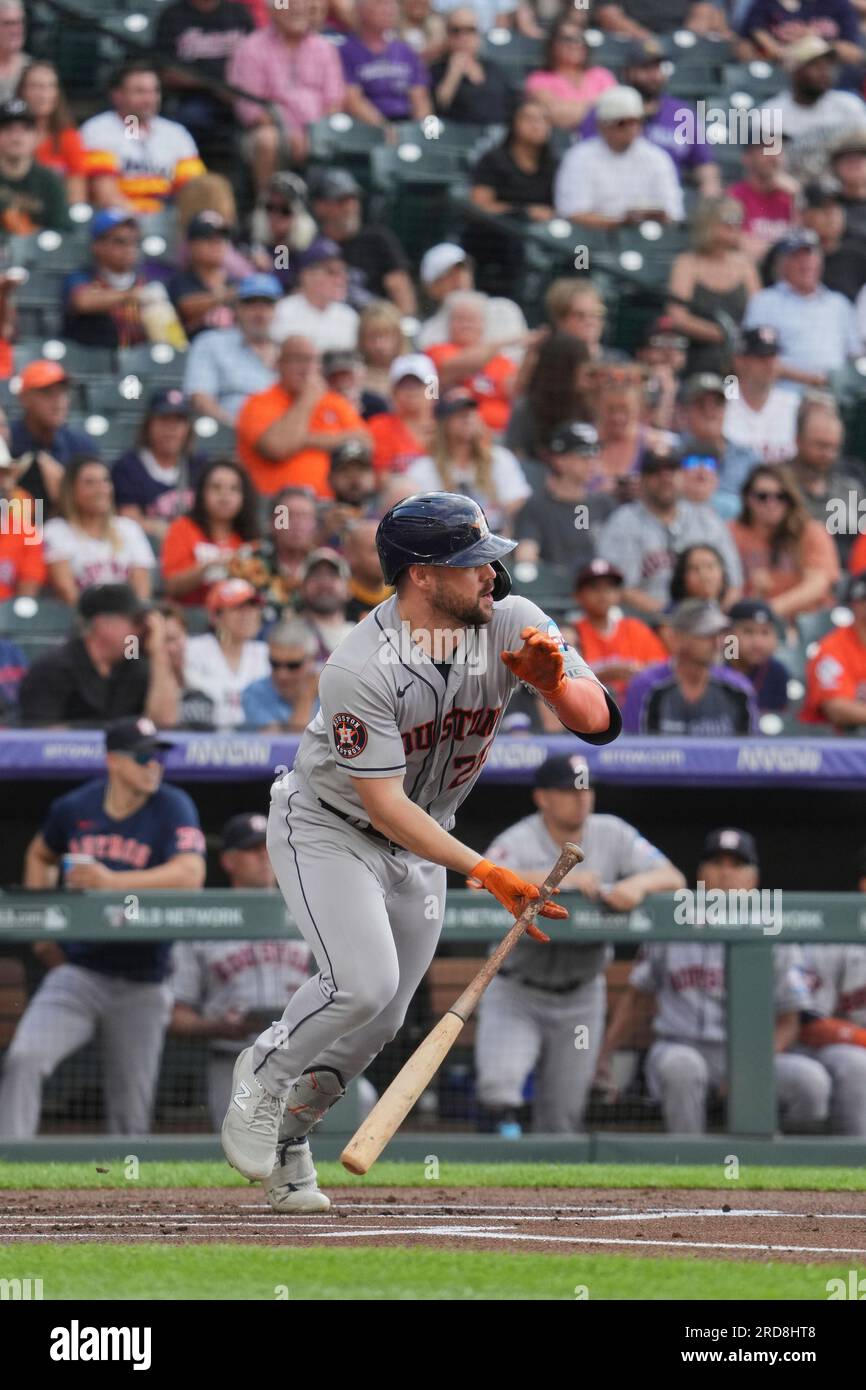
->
xmin=480 ymin=29 xmax=544 ymax=82
xmin=657 ymin=33 xmax=734 ymax=67
xmin=664 ymin=66 xmax=725 ymax=102
xmin=307 ymin=116 xmax=386 ymax=191
xmin=0 ymin=597 xmax=75 ymax=658
xmin=509 ymin=561 xmax=574 ymax=616
xmin=84 ymin=379 xmax=149 ymax=417
xmin=579 ymin=29 xmax=633 ymax=74
xmin=116 ymin=344 xmax=187 ymax=390
xmin=370 ymin=145 xmax=467 ymax=263
xmin=11 ymin=340 xmax=116 ymax=382
xmin=722 ymin=61 xmax=782 ymax=104
xmin=395 ymin=121 xmax=502 ymax=157
xmin=192 ymin=418 xmax=236 ymax=457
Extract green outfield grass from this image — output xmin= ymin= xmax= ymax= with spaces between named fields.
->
xmin=0 ymin=1160 xmax=865 ymax=1191
xmin=0 ymin=1244 xmax=851 ymax=1300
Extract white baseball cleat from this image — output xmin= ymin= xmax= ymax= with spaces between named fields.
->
xmin=264 ymin=1137 xmax=331 ymax=1214
xmin=221 ymin=1047 xmax=283 ymax=1181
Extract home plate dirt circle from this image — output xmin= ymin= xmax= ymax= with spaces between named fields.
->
xmin=2 ymin=1188 xmax=866 ymax=1261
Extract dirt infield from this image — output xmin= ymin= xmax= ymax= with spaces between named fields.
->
xmin=2 ymin=1187 xmax=865 ymax=1261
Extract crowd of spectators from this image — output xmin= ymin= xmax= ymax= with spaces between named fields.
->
xmin=1 ymin=0 xmax=866 ymax=736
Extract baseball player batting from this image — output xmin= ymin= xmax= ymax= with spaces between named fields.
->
xmin=220 ymin=492 xmax=622 ymax=1212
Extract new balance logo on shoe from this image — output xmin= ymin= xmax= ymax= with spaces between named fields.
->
xmin=233 ymin=1080 xmax=252 ymax=1111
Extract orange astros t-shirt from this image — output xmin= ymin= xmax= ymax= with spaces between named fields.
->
xmin=0 ymin=488 xmax=47 ymax=600
xmin=574 ymin=615 xmax=668 ymax=700
xmin=426 ymin=343 xmax=516 ymax=432
xmin=236 ymin=385 xmax=369 ymax=497
xmin=802 ymin=625 xmax=866 ymax=724
xmin=368 ymin=413 xmax=426 ymax=473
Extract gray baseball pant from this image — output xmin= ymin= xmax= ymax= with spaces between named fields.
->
xmin=796 ymin=1044 xmax=866 ymax=1135
xmin=646 ymin=1039 xmax=832 ymax=1134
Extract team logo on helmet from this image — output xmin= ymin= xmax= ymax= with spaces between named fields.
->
xmin=332 ymin=712 xmax=369 ymax=759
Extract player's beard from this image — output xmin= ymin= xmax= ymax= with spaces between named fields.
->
xmin=429 ymin=574 xmax=493 ymax=629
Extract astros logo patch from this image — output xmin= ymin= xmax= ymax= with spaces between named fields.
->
xmin=333 ymin=712 xmax=369 ymax=759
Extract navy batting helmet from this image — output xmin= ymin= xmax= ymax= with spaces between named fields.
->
xmin=376 ymin=493 xmax=515 ymax=600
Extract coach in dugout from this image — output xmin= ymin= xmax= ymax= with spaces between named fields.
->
xmin=597 ymin=828 xmax=832 ymax=1133
xmin=0 ymin=717 xmax=206 ymax=1138
xmin=473 ymin=753 xmax=685 ymax=1135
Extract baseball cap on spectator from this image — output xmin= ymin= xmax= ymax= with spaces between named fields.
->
xmin=576 ymin=558 xmax=624 ymax=588
xmin=420 ymin=243 xmax=468 ymax=286
xmin=682 ymin=372 xmax=726 ymax=403
xmin=645 ymin=316 xmax=688 ymax=350
xmin=622 ymin=37 xmax=664 ymax=66
xmin=535 ymin=753 xmax=590 ymax=790
xmin=222 ymin=812 xmax=268 ymax=851
xmin=237 ymin=273 xmax=281 ymax=301
xmin=640 ymin=449 xmax=682 ymax=473
xmin=435 ymin=387 xmax=478 ymax=419
xmin=308 ymin=167 xmax=362 ymax=201
xmin=206 ymin=577 xmax=261 ymax=614
xmin=830 ymin=132 xmax=866 ymax=162
xmin=0 ymin=98 xmax=34 ymax=128
xmin=330 ymin=438 xmax=373 ymax=470
xmin=105 ymin=716 xmax=173 ymax=757
xmin=79 ymin=583 xmax=148 ymax=621
xmin=801 ymin=182 xmax=841 ymax=209
xmin=847 ymin=571 xmax=866 ymax=603
xmin=187 ymin=210 xmax=232 ymax=240
xmin=728 ymin=598 xmax=776 ymax=625
xmin=265 ymin=171 xmax=307 ymax=207
xmin=596 ymin=86 xmax=644 ymax=124
xmin=148 ymin=388 xmax=189 ymax=418
xmin=738 ymin=326 xmax=780 ymax=357
xmin=19 ymin=359 xmax=69 ymax=391
xmin=702 ymin=827 xmax=759 ymax=867
xmin=322 ymin=349 xmax=361 ymax=378
xmin=389 ymin=353 xmax=436 ymax=386
xmin=774 ymin=228 xmax=821 ymax=257
xmin=547 ymin=421 xmax=600 ymax=456
xmin=783 ymin=35 xmax=835 ymax=71
xmin=301 ymin=547 xmax=350 ymax=580
xmin=670 ymin=598 xmax=729 ymax=635
xmin=297 ymin=237 xmax=343 ymax=271
xmin=91 ymin=208 xmax=138 ymax=240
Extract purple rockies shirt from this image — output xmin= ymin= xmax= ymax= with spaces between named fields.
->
xmin=623 ymin=661 xmax=758 ymax=736
xmin=339 ymin=34 xmax=429 ymax=120
xmin=581 ymin=95 xmax=714 ymax=178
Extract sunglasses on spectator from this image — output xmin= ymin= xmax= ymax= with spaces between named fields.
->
xmin=750 ymin=488 xmax=788 ymax=502
xmin=682 ymin=455 xmax=718 ymax=472
xmin=131 ymin=750 xmax=162 ymax=766
xmin=270 ymin=658 xmax=306 ymax=670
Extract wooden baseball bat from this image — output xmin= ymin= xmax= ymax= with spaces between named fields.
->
xmin=340 ymin=840 xmax=584 ymax=1175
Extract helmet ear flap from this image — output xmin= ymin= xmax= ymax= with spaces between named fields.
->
xmin=491 ymin=560 xmax=511 ymax=602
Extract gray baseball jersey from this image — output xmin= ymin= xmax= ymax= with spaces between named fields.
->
xmin=631 ymin=944 xmax=811 ymax=1043
xmin=801 ymin=946 xmax=866 ymax=1026
xmin=290 ymin=592 xmax=619 ymax=825
xmin=485 ymin=812 xmax=668 ymax=987
xmin=169 ymin=937 xmax=313 ymax=1053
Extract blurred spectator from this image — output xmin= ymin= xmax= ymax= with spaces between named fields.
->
xmin=112 ymin=390 xmax=208 ymax=542
xmin=668 ymin=198 xmax=761 ymax=378
xmin=0 ymin=716 xmax=205 ymax=1139
xmin=569 ymin=559 xmax=667 ymax=703
xmin=17 ymin=61 xmax=86 ymax=205
xmin=800 ymin=183 xmax=866 ymax=301
xmin=241 ymin=619 xmax=319 ymax=730
xmin=322 ymin=348 xmax=388 ymax=419
xmin=679 ymin=372 xmax=759 ymax=520
xmin=525 ymin=15 xmax=616 ymax=130
xmin=593 ymin=0 xmax=731 ymax=38
xmin=400 ymin=0 xmax=447 ymax=64
xmin=730 ymin=462 xmax=840 ymax=619
xmin=737 ymin=0 xmax=862 ymax=66
xmin=81 ymin=61 xmax=205 ymax=213
xmin=318 ymin=437 xmax=379 ymax=544
xmin=175 ymin=173 xmax=254 ymax=278
xmin=62 ymin=209 xmax=153 ymax=350
xmin=254 ymin=486 xmax=319 ymax=609
xmin=0 ymin=96 xmax=68 ymax=233
xmin=728 ymin=142 xmax=797 ymax=262
xmin=597 ymin=451 xmax=743 ymax=615
xmin=227 ymin=0 xmax=345 ymax=190
xmin=341 ymin=0 xmax=432 ymax=126
xmin=43 ymin=458 xmax=154 ymax=604
xmin=723 ymin=327 xmax=799 ymax=471
xmin=12 ymin=361 xmax=93 ymax=511
xmin=635 ymin=315 xmax=688 ymax=430
xmin=669 ymin=542 xmax=731 ymax=607
xmin=762 ymin=39 xmax=866 ymax=146
xmin=505 ymin=332 xmax=590 ymax=463
xmin=789 ymin=393 xmax=864 ymax=565
xmin=295 ymin=547 xmax=355 ymax=665
xmin=168 ymin=210 xmax=239 ymax=340
xmin=343 ymin=517 xmax=393 ymax=621
xmin=308 ymin=167 xmax=415 ymax=315
xmin=156 ymin=600 xmax=216 ymax=727
xmin=0 ymin=1 xmax=29 ymax=102
xmin=803 ymin=571 xmax=866 ymax=729
xmin=183 ymin=272 xmax=280 ymax=426
xmin=467 ymin=99 xmax=557 ymax=291
xmin=407 ymin=389 xmax=530 ymax=531
xmin=432 ymin=0 xmax=526 ymax=36
xmin=623 ymin=599 xmax=758 ymax=734
xmin=0 ymin=625 xmax=25 ymax=717
xmin=161 ymin=458 xmax=261 ymax=605
xmin=271 ymin=237 xmax=359 ymax=352
xmin=0 ymin=445 xmax=45 ymax=599
xmin=725 ymin=597 xmax=789 ymax=713
xmin=513 ymin=421 xmax=613 ymax=570
xmin=591 ymin=368 xmax=674 ymax=498
xmin=247 ymin=171 xmax=313 ymax=293
xmin=18 ymin=584 xmax=179 ymax=727
xmin=236 ymin=336 xmax=369 ymax=497
xmin=154 ymin=0 xmax=255 ymax=163
xmin=168 ymin=811 xmax=312 ymax=1129
xmin=369 ymin=353 xmax=436 ymax=471
xmin=582 ymin=38 xmax=720 ymax=194
xmin=417 ymin=242 xmax=528 ymax=353
xmin=431 ymin=7 xmax=511 ymax=123
xmin=554 ymin=85 xmax=684 ymax=228
xmin=426 ymin=291 xmax=526 ymax=432
xmin=678 ymin=451 xmax=722 ymax=511
xmin=829 ymin=132 xmax=866 ymax=241
xmin=742 ymin=229 xmax=861 ymax=388
xmin=358 ymin=298 xmax=408 ymax=397
xmin=184 ymin=576 xmax=269 ymax=728
xmin=544 ymin=279 xmax=608 ymax=361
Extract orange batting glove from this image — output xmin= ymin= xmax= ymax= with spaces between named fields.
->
xmin=468 ymin=858 xmax=569 ymax=943
xmin=500 ymin=626 xmax=566 ymax=698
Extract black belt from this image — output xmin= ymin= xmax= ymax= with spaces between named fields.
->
xmin=318 ymin=798 xmax=403 ymax=853
xmin=500 ymin=969 xmax=589 ymax=995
